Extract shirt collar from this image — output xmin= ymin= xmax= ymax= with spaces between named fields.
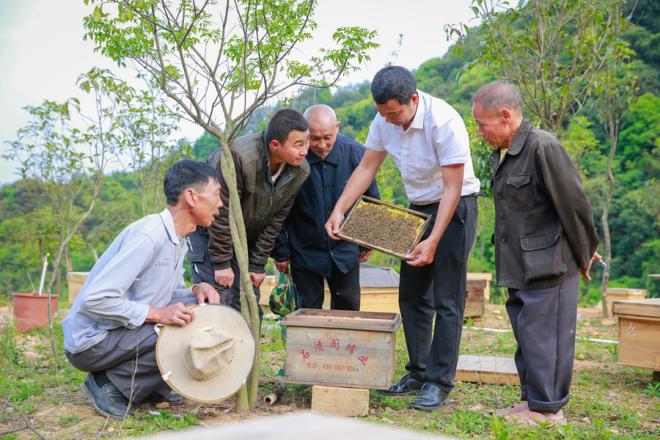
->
xmin=408 ymin=90 xmax=426 ymax=131
xmin=306 ymin=138 xmax=341 ymax=165
xmin=159 ymin=208 xmax=180 ymax=245
xmin=508 ymin=120 xmax=533 ymax=156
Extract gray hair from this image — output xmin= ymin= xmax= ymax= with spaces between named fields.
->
xmin=472 ymin=80 xmax=523 ymax=112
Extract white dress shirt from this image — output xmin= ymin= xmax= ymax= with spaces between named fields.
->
xmin=365 ymin=90 xmax=480 ymax=204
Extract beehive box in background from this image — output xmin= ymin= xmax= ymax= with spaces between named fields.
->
xmin=605 ymin=288 xmax=647 ymax=318
xmin=283 ymin=309 xmax=401 ymax=389
xmin=612 ymin=298 xmax=660 ymax=372
xmin=67 ymin=272 xmax=89 ymax=304
xmin=464 ymin=278 xmax=487 ymax=318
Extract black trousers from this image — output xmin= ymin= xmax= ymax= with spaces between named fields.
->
xmin=291 ymin=261 xmax=361 ymax=310
xmin=506 ymin=274 xmax=579 ymax=413
xmin=399 ymin=195 xmax=477 ymax=392
xmin=187 ymin=229 xmax=263 ymax=321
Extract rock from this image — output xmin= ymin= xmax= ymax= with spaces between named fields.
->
xmin=155 ymin=402 xmax=170 ymax=409
xmin=469 ymin=403 xmax=485 ymax=412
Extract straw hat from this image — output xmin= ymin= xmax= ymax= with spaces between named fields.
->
xmin=156 ymin=304 xmax=255 ymax=403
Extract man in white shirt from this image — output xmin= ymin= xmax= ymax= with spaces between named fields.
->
xmin=326 ymin=66 xmax=479 ymax=410
xmin=63 ymin=160 xmax=223 ymax=419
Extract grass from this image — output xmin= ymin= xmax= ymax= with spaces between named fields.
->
xmin=0 ymin=306 xmax=658 ymax=439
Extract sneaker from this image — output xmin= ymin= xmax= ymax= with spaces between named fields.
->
xmin=381 ymin=373 xmax=424 ymax=396
xmin=144 ymin=390 xmax=184 ymax=403
xmin=80 ymin=374 xmax=132 ymax=420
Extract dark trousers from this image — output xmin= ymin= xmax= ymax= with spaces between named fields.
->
xmin=65 ymin=294 xmax=196 ymax=403
xmin=506 ymin=274 xmax=579 ymax=413
xmin=399 ymin=195 xmax=477 ymax=392
xmin=66 ymin=324 xmax=169 ymax=404
xmin=188 ymin=229 xmax=263 ymax=320
xmin=291 ymin=261 xmax=361 ymax=310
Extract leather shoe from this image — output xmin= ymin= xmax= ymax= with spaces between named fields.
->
xmin=411 ymin=383 xmax=449 ymax=410
xmin=80 ymin=374 xmax=132 ymax=419
xmin=144 ymin=390 xmax=184 ymax=403
xmin=381 ymin=373 xmax=424 ymax=396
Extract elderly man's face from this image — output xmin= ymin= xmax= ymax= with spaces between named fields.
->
xmin=308 ymin=118 xmax=339 ymax=159
xmin=472 ymin=102 xmax=511 ymax=149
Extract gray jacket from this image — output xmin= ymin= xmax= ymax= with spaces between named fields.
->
xmin=492 ymin=121 xmax=599 ymax=290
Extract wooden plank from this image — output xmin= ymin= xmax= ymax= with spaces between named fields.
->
xmin=311 ymin=385 xmax=369 ymax=417
xmin=455 ymin=355 xmax=519 ymax=385
xmin=612 ymin=298 xmax=660 ymax=319
xmin=285 ymin=309 xmax=401 ymax=332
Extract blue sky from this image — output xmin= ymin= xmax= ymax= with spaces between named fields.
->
xmin=0 ymin=0 xmax=473 ymax=183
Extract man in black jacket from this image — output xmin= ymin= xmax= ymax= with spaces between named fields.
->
xmin=472 ymin=81 xmax=600 ymax=425
xmin=188 ymin=109 xmax=310 ymax=316
xmin=272 ymin=104 xmax=379 ymax=310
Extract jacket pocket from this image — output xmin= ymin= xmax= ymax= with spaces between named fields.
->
xmin=520 ymin=229 xmax=567 ymax=283
xmin=505 ymin=174 xmax=533 ymax=211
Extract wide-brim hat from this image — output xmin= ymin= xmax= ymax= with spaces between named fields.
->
xmin=156 ymin=304 xmax=255 ymax=403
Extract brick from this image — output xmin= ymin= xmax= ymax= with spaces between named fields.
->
xmin=311 ymin=385 xmax=369 ymax=417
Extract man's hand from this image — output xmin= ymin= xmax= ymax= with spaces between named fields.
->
xmin=275 ymin=260 xmax=289 ymax=273
xmin=404 ymin=238 xmax=438 ymax=267
xmin=580 ymin=251 xmax=603 ymax=281
xmin=146 ymin=303 xmax=194 ymax=326
xmin=214 ymin=267 xmax=234 ymax=288
xmin=325 ymin=210 xmax=345 ymax=240
xmin=250 ymin=271 xmax=266 ymax=288
xmin=359 ymin=249 xmax=372 ymax=263
xmin=192 ymin=282 xmax=220 ymax=304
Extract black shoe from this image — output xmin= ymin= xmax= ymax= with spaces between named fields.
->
xmin=80 ymin=374 xmax=132 ymax=419
xmin=145 ymin=390 xmax=184 ymax=403
xmin=411 ymin=383 xmax=449 ymax=411
xmin=381 ymin=373 xmax=424 ymax=396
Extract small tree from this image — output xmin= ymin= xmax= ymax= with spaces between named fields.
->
xmin=592 ymin=35 xmax=638 ymax=315
xmin=448 ymin=0 xmax=625 ymax=134
xmin=5 ymin=68 xmax=151 ymax=356
xmin=83 ymin=0 xmax=377 ymax=411
xmin=116 ymin=84 xmax=190 ymax=215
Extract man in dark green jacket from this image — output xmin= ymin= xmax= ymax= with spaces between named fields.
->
xmin=472 ymin=81 xmax=600 ymax=425
xmin=188 ymin=109 xmax=310 ymax=316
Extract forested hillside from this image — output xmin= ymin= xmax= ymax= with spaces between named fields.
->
xmin=1 ymin=0 xmax=657 ymax=302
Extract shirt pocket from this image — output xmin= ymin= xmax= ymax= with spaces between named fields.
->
xmin=505 ymin=174 xmax=534 ymax=211
xmin=520 ymin=229 xmax=567 ymax=283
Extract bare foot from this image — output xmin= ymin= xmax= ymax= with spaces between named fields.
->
xmin=494 ymin=401 xmax=528 ymax=417
xmin=505 ymin=408 xmax=566 ymax=426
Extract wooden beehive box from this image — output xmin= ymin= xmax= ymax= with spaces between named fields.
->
xmin=612 ymin=298 xmax=660 ymax=371
xmin=605 ymin=288 xmax=647 ymax=317
xmin=465 ymin=278 xmax=487 ymax=318
xmin=338 ymin=196 xmax=431 ymax=259
xmin=283 ymin=309 xmax=401 ymax=389
xmin=67 ymin=271 xmax=89 ymax=304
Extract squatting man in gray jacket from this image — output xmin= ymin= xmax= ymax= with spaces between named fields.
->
xmin=63 ymin=160 xmax=223 ymax=419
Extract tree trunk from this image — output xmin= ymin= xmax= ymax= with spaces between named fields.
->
xmin=600 ymin=124 xmax=617 ymax=318
xmin=216 ymin=134 xmax=261 ymax=411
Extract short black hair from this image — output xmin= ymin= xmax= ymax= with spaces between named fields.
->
xmin=163 ymin=160 xmax=220 ymax=205
xmin=265 ymin=109 xmax=308 ymax=145
xmin=371 ymin=66 xmax=417 ymax=105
